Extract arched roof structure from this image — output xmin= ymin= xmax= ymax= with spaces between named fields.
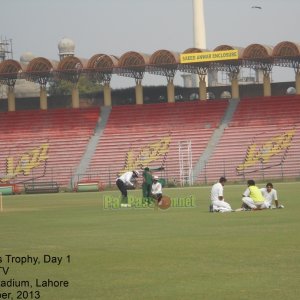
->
xmin=243 ymin=44 xmax=273 ymax=59
xmin=148 ymin=50 xmax=179 ymax=80
xmin=1 ymin=41 xmax=300 ymax=86
xmin=272 ymin=41 xmax=300 ymax=69
xmin=87 ymin=54 xmax=118 ymax=84
xmin=116 ymin=51 xmax=149 ymax=80
xmin=25 ymin=57 xmax=54 ymax=86
xmin=242 ymin=44 xmax=273 ymax=70
xmin=56 ymin=56 xmax=84 ymax=83
xmin=0 ymin=59 xmax=22 ymax=86
xmin=149 ymin=49 xmax=179 ymax=65
xmin=273 ymin=41 xmax=300 ymax=57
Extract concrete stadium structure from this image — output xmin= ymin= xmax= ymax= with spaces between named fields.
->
xmin=0 ymin=41 xmax=300 ymax=111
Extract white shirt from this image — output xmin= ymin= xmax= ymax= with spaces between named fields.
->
xmin=117 ymin=171 xmax=134 ymax=187
xmin=151 ymin=182 xmax=162 ymax=195
xmin=260 ymin=188 xmax=278 ymax=206
xmin=211 ymin=182 xmax=224 ymax=202
xmin=243 ymin=188 xmax=250 ymax=197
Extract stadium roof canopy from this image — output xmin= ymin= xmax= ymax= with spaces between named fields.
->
xmin=25 ymin=57 xmax=54 ymax=86
xmin=0 ymin=59 xmax=22 ymax=86
xmin=115 ymin=51 xmax=150 ymax=80
xmin=86 ymin=54 xmax=118 ymax=84
xmin=1 ymin=41 xmax=300 ymax=85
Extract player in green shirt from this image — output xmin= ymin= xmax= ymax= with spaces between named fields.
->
xmin=142 ymin=167 xmax=153 ymax=204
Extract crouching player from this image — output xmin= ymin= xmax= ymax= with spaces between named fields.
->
xmin=151 ymin=175 xmax=162 ymax=206
xmin=116 ymin=170 xmax=139 ymax=207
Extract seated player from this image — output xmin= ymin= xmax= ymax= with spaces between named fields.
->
xmin=210 ymin=177 xmax=233 ymax=213
xmin=242 ymin=179 xmax=268 ymax=210
xmin=260 ymin=182 xmax=284 ymax=209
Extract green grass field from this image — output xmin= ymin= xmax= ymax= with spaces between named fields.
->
xmin=1 ymin=182 xmax=300 ymax=300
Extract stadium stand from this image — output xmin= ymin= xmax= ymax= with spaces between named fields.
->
xmin=87 ymin=100 xmax=229 ymax=185
xmin=0 ymin=107 xmax=100 ymax=188
xmin=1 ymin=95 xmax=300 ymax=189
xmin=201 ymin=96 xmax=300 ymax=182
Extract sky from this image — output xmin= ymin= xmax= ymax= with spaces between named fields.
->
xmin=1 ymin=0 xmax=300 ymax=88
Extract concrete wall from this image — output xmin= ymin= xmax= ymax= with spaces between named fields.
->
xmin=0 ymin=81 xmax=296 ymax=112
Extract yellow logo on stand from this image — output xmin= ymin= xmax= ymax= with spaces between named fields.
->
xmin=236 ymin=129 xmax=295 ymax=173
xmin=1 ymin=143 xmax=49 ymax=182
xmin=120 ymin=136 xmax=171 ymax=173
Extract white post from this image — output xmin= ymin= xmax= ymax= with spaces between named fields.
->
xmin=193 ymin=0 xmax=207 ymax=86
xmin=193 ymin=0 xmax=206 ymax=49
xmin=0 ymin=192 xmax=3 ymax=212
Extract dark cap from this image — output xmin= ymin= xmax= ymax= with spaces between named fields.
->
xmin=247 ymin=179 xmax=255 ymax=186
xmin=219 ymin=177 xmax=227 ymax=183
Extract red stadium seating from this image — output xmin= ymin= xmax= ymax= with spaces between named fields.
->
xmin=0 ymin=107 xmax=100 ymax=187
xmin=2 ymin=95 xmax=299 ymax=189
xmin=201 ymin=96 xmax=300 ymax=182
xmin=87 ymin=101 xmax=228 ymax=185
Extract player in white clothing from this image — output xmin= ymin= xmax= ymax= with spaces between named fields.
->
xmin=151 ymin=175 xmax=162 ymax=204
xmin=116 ymin=170 xmax=139 ymax=206
xmin=210 ymin=177 xmax=233 ymax=212
xmin=260 ymin=183 xmax=284 ymax=209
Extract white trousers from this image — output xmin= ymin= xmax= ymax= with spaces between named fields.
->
xmin=242 ymin=197 xmax=268 ymax=209
xmin=212 ymin=200 xmax=232 ymax=212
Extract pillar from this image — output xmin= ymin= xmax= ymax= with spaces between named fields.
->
xmin=230 ymin=73 xmax=239 ymax=99
xmin=40 ymin=86 xmax=47 ymax=110
xmin=7 ymin=86 xmax=16 ymax=112
xmin=135 ymin=80 xmax=143 ymax=105
xmin=167 ymin=80 xmax=175 ymax=103
xmin=103 ymin=83 xmax=112 ymax=106
xmin=199 ymin=75 xmax=207 ymax=100
xmin=263 ymin=72 xmax=271 ymax=97
xmin=71 ymin=84 xmax=80 ymax=108
xmin=295 ymin=72 xmax=300 ymax=95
